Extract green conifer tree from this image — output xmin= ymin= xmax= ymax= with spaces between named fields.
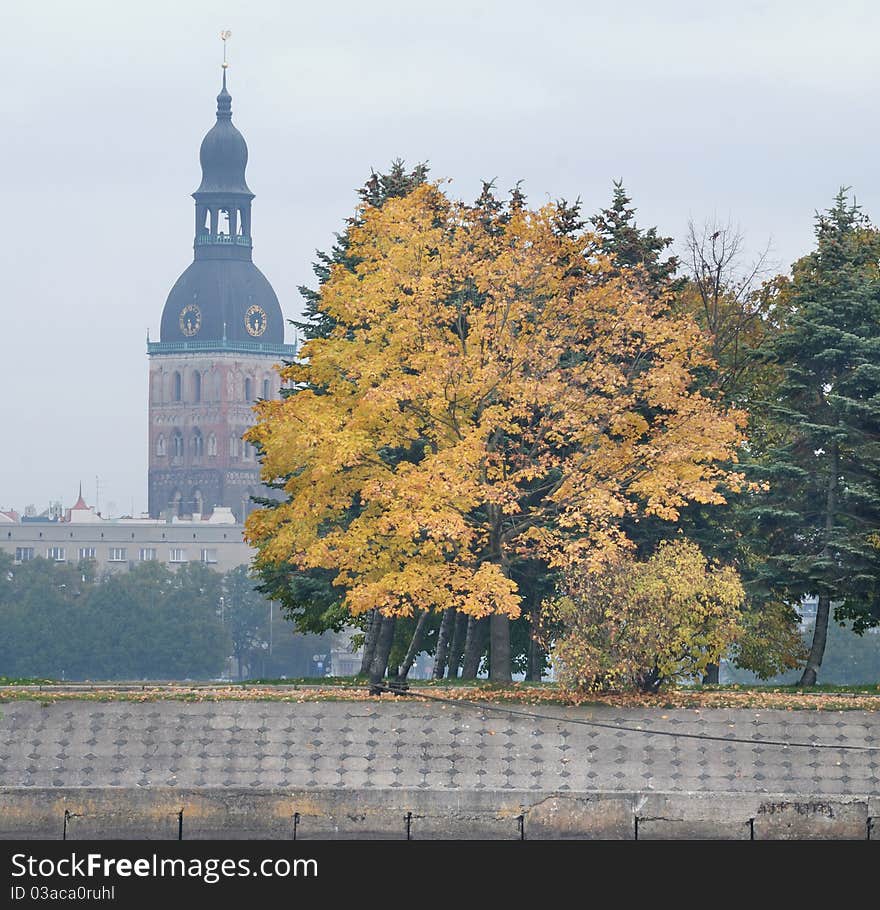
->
xmin=752 ymin=190 xmax=880 ymax=684
xmin=589 ymin=180 xmax=679 ymax=285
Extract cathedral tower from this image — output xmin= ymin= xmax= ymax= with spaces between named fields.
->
xmin=147 ymin=70 xmax=294 ymax=521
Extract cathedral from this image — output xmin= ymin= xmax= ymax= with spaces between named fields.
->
xmin=147 ymin=69 xmax=295 ymax=521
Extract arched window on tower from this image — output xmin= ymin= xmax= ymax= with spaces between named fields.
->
xmin=171 ymin=490 xmax=183 ymax=518
xmin=218 ymin=208 xmax=230 ymax=235
xmin=244 ymin=377 xmax=252 ymax=401
xmin=193 ymin=490 xmax=204 ymax=516
xmin=192 ymin=429 xmax=204 ymax=458
xmin=207 ymin=433 xmax=217 ymax=457
xmin=156 ymin=435 xmax=166 ymax=457
xmin=193 ymin=371 xmax=201 ymax=403
xmin=262 ymin=378 xmax=271 ymax=400
xmin=229 ymin=435 xmax=239 ymax=459
xmin=173 ymin=372 xmax=182 ymax=402
xmin=172 ymin=431 xmax=183 ymax=459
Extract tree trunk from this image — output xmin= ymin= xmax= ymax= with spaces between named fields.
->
xmin=484 ymin=507 xmax=511 ymax=683
xmin=800 ymin=442 xmax=838 ymax=687
xmin=432 ymin=607 xmax=455 ymax=679
xmin=359 ymin=608 xmax=380 ymax=676
xmin=368 ymin=615 xmax=396 ymax=688
xmin=799 ymin=594 xmax=831 ymax=687
xmin=702 ymin=663 xmax=720 ymax=685
xmin=489 ymin=614 xmax=511 ymax=683
xmin=460 ymin=617 xmax=487 ymax=680
xmin=636 ymin=666 xmax=662 ymax=694
xmin=399 ymin=610 xmax=429 ymax=680
xmin=525 ymin=605 xmax=543 ymax=682
xmin=446 ymin=612 xmax=468 ymax=680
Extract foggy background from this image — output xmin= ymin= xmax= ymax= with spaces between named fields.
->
xmin=2 ymin=0 xmax=879 ymax=516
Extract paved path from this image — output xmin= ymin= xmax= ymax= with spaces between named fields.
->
xmin=1 ymin=700 xmax=878 ymax=795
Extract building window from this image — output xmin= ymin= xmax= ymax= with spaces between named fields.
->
xmin=201 ymin=548 xmax=218 ymax=564
xmin=173 ymin=371 xmax=182 ymax=402
xmin=192 ymin=429 xmax=204 ymax=457
xmin=169 ymin=548 xmax=187 ymax=563
xmin=193 ymin=371 xmax=201 ymax=402
xmin=244 ymin=377 xmax=252 ymax=401
xmin=156 ymin=435 xmax=166 ymax=457
xmin=262 ymin=378 xmax=271 ymax=399
xmin=47 ymin=546 xmax=66 ymax=562
xmin=108 ymin=547 xmax=127 ymax=562
xmin=207 ymin=433 xmax=217 ymax=457
xmin=172 ymin=432 xmax=184 ymax=458
xmin=228 ymin=435 xmax=239 ymax=458
xmin=14 ymin=547 xmax=34 ymax=562
xmin=78 ymin=547 xmax=96 ymax=561
xmin=139 ymin=548 xmax=157 ymax=562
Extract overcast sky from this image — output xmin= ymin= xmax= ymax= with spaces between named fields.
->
xmin=2 ymin=0 xmax=879 ymax=515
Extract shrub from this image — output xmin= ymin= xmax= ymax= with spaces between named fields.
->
xmin=546 ymin=539 xmax=744 ymax=692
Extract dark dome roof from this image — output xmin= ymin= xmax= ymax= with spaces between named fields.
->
xmin=160 ymin=259 xmax=284 ymax=344
xmin=194 ymin=74 xmax=252 ymax=196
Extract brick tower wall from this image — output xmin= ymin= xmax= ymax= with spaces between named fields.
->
xmin=147 ymin=351 xmax=284 ymax=521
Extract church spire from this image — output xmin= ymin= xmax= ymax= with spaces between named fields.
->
xmin=216 ymin=66 xmax=232 ymax=120
xmin=192 ymin=33 xmax=253 ymax=260
xmin=149 ymin=36 xmax=292 ymax=522
xmin=154 ymin=37 xmax=285 ymax=348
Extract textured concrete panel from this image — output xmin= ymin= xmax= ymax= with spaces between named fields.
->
xmin=1 ymin=699 xmax=878 ymax=838
xmin=1 ymin=788 xmax=875 ymax=840
xmin=5 ymin=700 xmax=877 ymax=795
xmin=524 ymin=794 xmax=634 ymax=839
xmin=753 ymin=799 xmax=869 ymax=840
xmin=635 ymin=818 xmax=751 ymax=840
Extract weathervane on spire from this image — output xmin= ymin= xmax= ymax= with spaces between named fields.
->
xmin=220 ymin=30 xmax=232 ymax=69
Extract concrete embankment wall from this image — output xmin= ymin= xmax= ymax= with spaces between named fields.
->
xmin=1 ymin=699 xmax=877 ymax=839
xmin=5 ymin=787 xmax=879 ymax=840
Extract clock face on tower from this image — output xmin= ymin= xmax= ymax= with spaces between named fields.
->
xmin=179 ymin=304 xmax=202 ymax=337
xmin=245 ymin=304 xmax=268 ymax=337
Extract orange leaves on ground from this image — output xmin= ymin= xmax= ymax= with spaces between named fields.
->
xmin=10 ymin=684 xmax=878 ymax=713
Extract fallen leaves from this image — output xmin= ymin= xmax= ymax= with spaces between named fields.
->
xmin=1 ymin=682 xmax=877 ymax=712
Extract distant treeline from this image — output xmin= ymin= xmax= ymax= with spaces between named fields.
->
xmin=0 ymin=554 xmax=330 ymax=680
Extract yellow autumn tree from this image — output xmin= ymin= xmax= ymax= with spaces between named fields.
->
xmin=245 ymin=182 xmax=745 ymax=682
xmin=544 ymin=539 xmax=745 ymax=693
